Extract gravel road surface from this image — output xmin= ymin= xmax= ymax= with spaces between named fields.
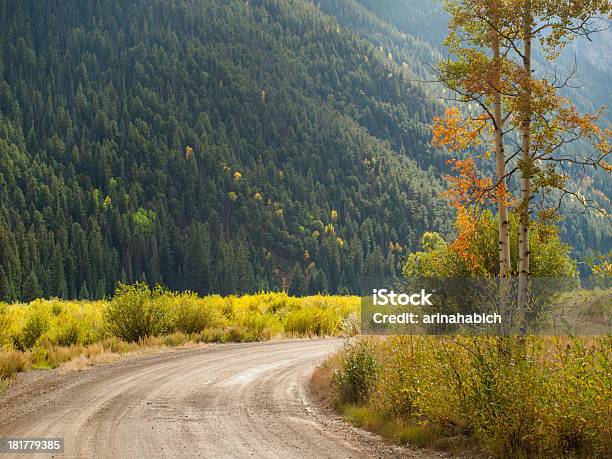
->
xmin=0 ymin=340 xmax=438 ymax=458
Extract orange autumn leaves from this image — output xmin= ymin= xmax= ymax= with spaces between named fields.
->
xmin=443 ymin=158 xmax=497 ymax=270
xmin=432 ymin=108 xmax=513 ymax=270
xmin=432 ymin=107 xmax=513 ymax=210
xmin=443 ymin=157 xmax=492 ymax=208
xmin=432 ymin=107 xmax=488 ymax=152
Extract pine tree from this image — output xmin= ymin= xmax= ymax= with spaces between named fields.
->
xmin=79 ymin=281 xmax=90 ymax=300
xmin=95 ymin=278 xmax=107 ymax=299
xmin=50 ymin=245 xmax=67 ymax=298
xmin=22 ymin=270 xmax=42 ymax=302
xmin=288 ymin=263 xmax=305 ymax=296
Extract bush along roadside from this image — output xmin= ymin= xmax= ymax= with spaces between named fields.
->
xmin=327 ymin=336 xmax=612 ymax=458
xmin=0 ymin=283 xmax=360 ymax=383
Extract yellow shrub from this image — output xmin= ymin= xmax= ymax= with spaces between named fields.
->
xmin=0 ymin=303 xmax=13 ymax=347
xmin=0 ymin=286 xmax=361 ymax=380
xmin=170 ymin=292 xmax=223 ymax=334
xmin=104 ymin=283 xmax=173 ymax=342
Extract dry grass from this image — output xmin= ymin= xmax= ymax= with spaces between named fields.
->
xmin=309 ymin=360 xmax=339 ymax=409
xmin=341 ymin=404 xmax=448 ymax=448
xmin=0 ymin=350 xmax=30 ymax=379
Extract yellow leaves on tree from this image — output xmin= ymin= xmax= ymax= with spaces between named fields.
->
xmin=503 ymin=73 xmax=611 ymax=164
xmin=556 ymin=104 xmax=611 ymax=157
xmin=437 ymin=49 xmax=516 ymax=103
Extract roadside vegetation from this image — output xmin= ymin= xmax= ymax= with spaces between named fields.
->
xmin=326 ymin=335 xmax=611 ymax=458
xmin=317 ymin=95 xmax=611 ymax=456
xmin=0 ymin=283 xmax=359 ymax=382
xmin=323 ymin=171 xmax=610 ymax=457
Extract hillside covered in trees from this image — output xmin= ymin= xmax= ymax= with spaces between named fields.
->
xmin=0 ymin=0 xmax=608 ymax=301
xmin=0 ymin=0 xmax=455 ymax=300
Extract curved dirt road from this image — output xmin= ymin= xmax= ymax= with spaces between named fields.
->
xmin=0 ymin=340 xmax=425 ymax=458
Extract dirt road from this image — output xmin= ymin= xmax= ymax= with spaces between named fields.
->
xmin=0 ymin=340 xmax=429 ymax=458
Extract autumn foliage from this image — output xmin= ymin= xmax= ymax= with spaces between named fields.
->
xmin=432 ymin=107 xmax=489 ymax=152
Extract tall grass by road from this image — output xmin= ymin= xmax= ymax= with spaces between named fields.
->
xmin=0 ymin=283 xmax=359 ymax=382
xmin=327 ymin=336 xmax=611 ymax=458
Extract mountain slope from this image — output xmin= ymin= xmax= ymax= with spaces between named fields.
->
xmin=0 ymin=0 xmax=451 ymax=300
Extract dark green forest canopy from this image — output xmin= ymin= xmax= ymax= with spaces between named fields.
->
xmin=0 ymin=0 xmax=608 ymax=301
xmin=0 ymin=0 xmax=453 ymax=300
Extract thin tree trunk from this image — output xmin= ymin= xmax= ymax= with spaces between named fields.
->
xmin=492 ymin=36 xmax=512 ymax=335
xmin=492 ymin=37 xmax=511 ymax=279
xmin=518 ymin=0 xmax=532 ymax=329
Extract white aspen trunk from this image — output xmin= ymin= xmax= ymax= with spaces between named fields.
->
xmin=518 ymin=0 xmax=532 ymax=328
xmin=492 ymin=37 xmax=511 ymax=279
xmin=492 ymin=36 xmax=513 ymax=334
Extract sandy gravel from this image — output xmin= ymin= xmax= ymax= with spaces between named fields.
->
xmin=0 ymin=339 xmax=443 ymax=458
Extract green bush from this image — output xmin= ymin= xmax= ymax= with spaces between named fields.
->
xmin=104 ymin=283 xmax=172 ymax=342
xmin=404 ymin=212 xmax=576 ymax=278
xmin=333 ymin=340 xmax=378 ymax=404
